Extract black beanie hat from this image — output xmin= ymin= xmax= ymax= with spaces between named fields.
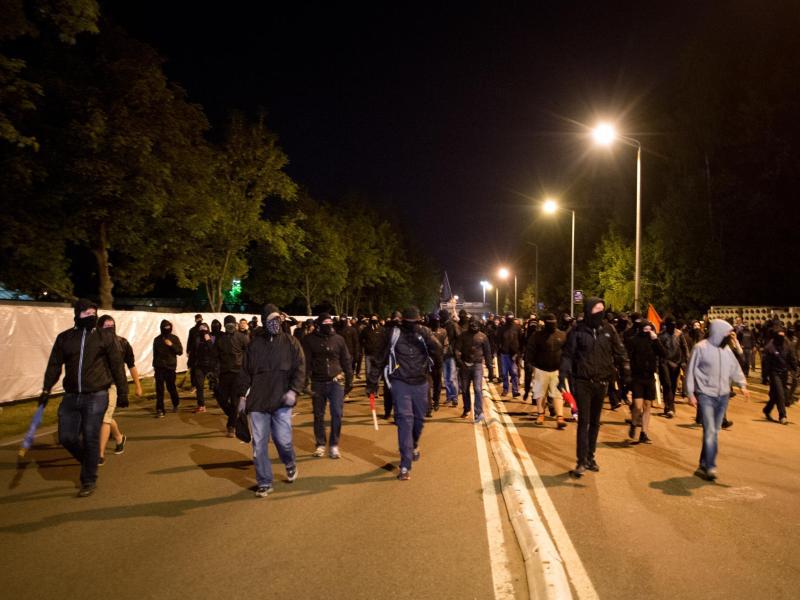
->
xmin=224 ymin=315 xmax=236 ymax=325
xmin=438 ymin=309 xmax=450 ymax=322
xmin=317 ymin=312 xmax=333 ymax=324
xmin=261 ymin=303 xmax=280 ymax=322
xmin=402 ymin=306 xmax=421 ymax=320
xmin=73 ymin=298 xmax=97 ymax=318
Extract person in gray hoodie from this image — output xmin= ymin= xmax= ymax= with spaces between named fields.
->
xmin=685 ymin=320 xmax=749 ymax=481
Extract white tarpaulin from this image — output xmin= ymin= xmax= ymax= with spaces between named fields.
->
xmin=0 ymin=305 xmax=310 ymax=404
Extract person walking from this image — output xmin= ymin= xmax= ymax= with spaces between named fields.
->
xmin=366 ymin=307 xmax=442 ymax=481
xmin=685 ymin=319 xmax=748 ymax=481
xmin=762 ymin=325 xmax=797 ymax=425
xmin=658 ymin=318 xmax=688 ymax=419
xmin=152 ymin=320 xmax=183 ymax=417
xmin=527 ymin=313 xmax=568 ymax=429
xmin=41 ymin=299 xmax=129 ymax=497
xmin=497 ymin=312 xmax=522 ymax=398
xmin=560 ymin=298 xmax=630 ymax=478
xmin=302 ymin=313 xmax=353 ymax=458
xmin=236 ymin=304 xmax=305 ymax=497
xmin=186 ymin=314 xmax=203 ymax=390
xmin=626 ymin=320 xmax=666 ymax=445
xmin=427 ymin=312 xmax=446 ymax=414
xmin=454 ymin=316 xmax=492 ymax=421
xmin=439 ymin=309 xmax=461 ymax=407
xmin=216 ymin=315 xmax=250 ymax=436
xmin=191 ymin=322 xmax=218 ymax=413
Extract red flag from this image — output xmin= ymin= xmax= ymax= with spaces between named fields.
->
xmin=647 ymin=304 xmax=662 ymax=332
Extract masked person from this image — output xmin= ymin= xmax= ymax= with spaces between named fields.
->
xmin=427 ymin=312 xmax=446 ymax=413
xmin=152 ymin=319 xmax=183 ymax=417
xmin=522 ymin=317 xmax=540 ymax=402
xmin=560 ymin=298 xmax=630 ymax=478
xmin=527 ymin=313 xmax=568 ymax=428
xmin=186 ymin=314 xmax=203 ymax=391
xmin=658 ymin=318 xmax=688 ymax=419
xmin=191 ymin=322 xmax=217 ymax=413
xmin=96 ymin=315 xmax=142 ymax=464
xmin=366 ymin=307 xmax=442 ymax=481
xmin=762 ymin=326 xmax=797 ymax=424
xmin=216 ymin=315 xmax=250 ymax=436
xmin=41 ymin=299 xmax=128 ymax=497
xmin=454 ymin=316 xmax=492 ymax=421
xmin=439 ymin=309 xmax=461 ymax=407
xmin=302 ymin=313 xmax=353 ymax=458
xmin=497 ymin=312 xmax=522 ymax=398
xmin=337 ymin=316 xmax=360 ymax=382
xmin=685 ymin=320 xmax=749 ymax=481
xmin=626 ymin=320 xmax=667 ymax=445
xmin=237 ymin=304 xmax=305 ymax=497
xmin=360 ymin=314 xmax=385 ymax=385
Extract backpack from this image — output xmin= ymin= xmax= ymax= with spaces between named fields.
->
xmin=384 ymin=326 xmax=434 ymax=389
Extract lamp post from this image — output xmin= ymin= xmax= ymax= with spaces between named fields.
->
xmin=480 ymin=280 xmax=492 ymax=305
xmin=592 ymin=123 xmax=643 ymax=312
xmin=526 ymin=242 xmax=539 ymax=312
xmin=498 ymin=267 xmax=516 ymax=316
xmin=543 ymin=199 xmax=575 ymax=318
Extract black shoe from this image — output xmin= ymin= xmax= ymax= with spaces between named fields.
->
xmin=382 ymin=413 xmax=391 ymax=420
xmin=693 ymin=466 xmax=708 ymax=480
xmin=628 ymin=423 xmax=637 ymax=440
xmin=610 ymin=403 xmax=620 ymax=411
xmin=460 ymin=411 xmax=469 ymax=418
xmin=586 ymin=459 xmax=599 ymax=472
xmin=412 ymin=447 xmax=421 ymax=461
xmin=433 ymin=402 xmax=440 ymax=412
xmin=512 ymin=392 xmax=521 ymax=399
xmin=397 ymin=467 xmax=411 ymax=481
xmin=721 ymin=419 xmax=733 ymax=429
xmin=763 ymin=409 xmax=774 ymax=422
xmin=523 ymin=391 xmax=529 ymax=401
xmin=425 ymin=410 xmax=432 ymax=418
xmin=77 ymin=484 xmax=96 ymax=497
xmin=156 ymin=410 xmax=166 ymax=418
xmin=172 ymin=405 xmax=179 ymax=413
xmin=664 ymin=411 xmax=674 ymax=419
xmin=255 ymin=485 xmax=273 ymax=497
xmin=569 ymin=464 xmax=586 ymax=479
xmin=98 ymin=457 xmax=105 ymax=467
xmin=639 ymin=432 xmax=652 ymax=444
xmin=286 ymin=465 xmax=298 ymax=483
xmin=114 ymin=435 xmax=127 ymax=455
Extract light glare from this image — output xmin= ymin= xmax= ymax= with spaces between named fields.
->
xmin=543 ymin=199 xmax=558 ymax=214
xmin=498 ymin=268 xmax=510 ymax=280
xmin=593 ymin=123 xmax=616 ymax=145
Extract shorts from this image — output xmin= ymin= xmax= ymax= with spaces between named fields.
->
xmin=102 ymin=386 xmax=117 ymax=424
xmin=533 ymin=368 xmax=560 ymax=400
xmin=631 ymin=379 xmax=657 ymax=401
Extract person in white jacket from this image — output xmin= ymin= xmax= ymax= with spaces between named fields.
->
xmin=685 ymin=320 xmax=749 ymax=481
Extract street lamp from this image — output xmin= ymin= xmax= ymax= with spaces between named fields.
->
xmin=541 ymin=198 xmax=576 ymax=318
xmin=480 ymin=280 xmax=492 ymax=304
xmin=526 ymin=242 xmax=539 ymax=313
xmin=497 ymin=267 xmax=517 ymax=316
xmin=592 ymin=122 xmax=643 ymax=312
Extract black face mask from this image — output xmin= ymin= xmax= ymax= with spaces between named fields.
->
xmin=586 ymin=311 xmax=605 ymax=329
xmin=401 ymin=320 xmax=416 ymax=332
xmin=77 ymin=315 xmax=97 ymax=330
xmin=225 ymin=323 xmax=236 ymax=333
xmin=719 ymin=337 xmax=730 ymax=348
xmin=544 ymin=322 xmax=557 ymax=333
xmin=665 ymin=323 xmax=676 ymax=334
xmin=469 ymin=322 xmax=480 ymax=333
xmin=161 ymin=326 xmax=172 ymax=334
xmin=775 ymin=335 xmax=785 ymax=347
xmin=320 ymin=324 xmax=333 ymax=336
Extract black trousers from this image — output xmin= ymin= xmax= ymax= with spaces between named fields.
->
xmin=524 ymin=364 xmax=534 ymax=397
xmin=428 ymin=365 xmax=442 ymax=410
xmin=155 ymin=367 xmax=180 ymax=412
xmin=765 ymin=372 xmax=788 ymax=419
xmin=574 ymin=379 xmax=606 ymax=466
xmin=660 ymin=363 xmax=680 ymax=413
xmin=216 ymin=371 xmax=239 ymax=428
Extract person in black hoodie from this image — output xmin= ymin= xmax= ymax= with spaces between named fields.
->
xmin=439 ymin=309 xmax=461 ymax=407
xmin=367 ymin=307 xmax=442 ymax=480
xmin=216 ymin=315 xmax=250 ymax=436
xmin=191 ymin=322 xmax=217 ymax=413
xmin=152 ymin=319 xmax=183 ymax=417
xmin=763 ymin=326 xmax=797 ymax=424
xmin=302 ymin=313 xmax=353 ymax=458
xmin=560 ymin=297 xmax=630 ymax=478
xmin=41 ymin=299 xmax=128 ymax=497
xmin=626 ymin=320 xmax=667 ymax=444
xmin=338 ymin=316 xmax=360 ymax=382
xmin=186 ymin=314 xmax=203 ymax=390
xmin=454 ymin=316 xmax=492 ymax=421
xmin=527 ymin=313 xmax=568 ymax=429
xmin=658 ymin=317 xmax=688 ymax=419
xmin=497 ymin=312 xmax=522 ymax=398
xmin=236 ymin=304 xmax=306 ymax=497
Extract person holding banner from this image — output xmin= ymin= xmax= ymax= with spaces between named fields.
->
xmin=625 ymin=320 xmax=666 ymax=445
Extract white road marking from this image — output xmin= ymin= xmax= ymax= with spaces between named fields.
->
xmin=489 ymin=383 xmax=600 ymax=600
xmin=475 ymin=416 xmax=518 ymax=599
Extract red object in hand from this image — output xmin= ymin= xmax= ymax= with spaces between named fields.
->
xmin=562 ymin=390 xmax=578 ymax=416
xmin=369 ymin=393 xmax=376 ymax=411
xmin=369 ymin=393 xmax=379 ymax=430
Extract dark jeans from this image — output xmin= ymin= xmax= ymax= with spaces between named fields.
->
xmin=500 ymin=354 xmax=519 ymax=394
xmin=460 ymin=363 xmax=484 ymax=416
xmin=765 ymin=372 xmax=788 ymax=419
xmin=192 ymin=367 xmax=213 ymax=406
xmin=58 ymin=391 xmax=109 ymax=486
xmin=155 ymin=367 xmax=179 ymax=412
xmin=216 ymin=371 xmax=239 ymax=428
xmin=742 ymin=349 xmax=752 ymax=377
xmin=391 ymin=380 xmax=429 ymax=470
xmin=428 ymin=365 xmax=442 ymax=409
xmin=574 ymin=379 xmax=606 ymax=467
xmin=488 ymin=350 xmax=496 ymax=381
xmin=524 ymin=364 xmax=534 ymax=397
xmin=660 ymin=363 xmax=680 ymax=413
xmin=311 ymin=380 xmax=345 ymax=447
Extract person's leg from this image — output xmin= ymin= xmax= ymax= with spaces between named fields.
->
xmin=488 ymin=351 xmax=496 ymax=382
xmin=524 ymin=364 xmax=533 ymax=399
xmin=742 ymin=349 xmax=751 ymax=377
xmin=586 ymin=383 xmax=605 ymax=463
xmin=58 ymin=393 xmax=84 ymax=464
xmin=509 ymin=357 xmax=520 ymax=395
xmin=329 ymin=382 xmax=345 ymax=447
xmin=311 ymin=382 xmax=328 ymax=447
xmin=472 ymin=364 xmax=484 ymax=418
xmin=165 ymin=369 xmax=180 ymax=408
xmin=574 ymin=380 xmax=592 ymax=467
xmin=80 ymin=391 xmax=108 ymax=487
xmin=217 ymin=372 xmax=236 ymax=429
xmin=697 ymin=394 xmax=720 ymax=470
xmin=631 ymin=397 xmax=644 ymax=436
xmin=411 ymin=382 xmax=429 ymax=448
xmin=383 ymin=382 xmax=393 ymax=418
xmin=392 ymin=381 xmax=415 ymax=470
xmin=154 ymin=368 xmax=166 ymax=413
xmin=549 ymin=371 xmax=564 ymax=422
xmin=765 ymin=374 xmax=778 ymax=416
xmin=775 ymin=373 xmax=787 ymax=419
xmin=458 ymin=367 xmax=469 ymax=410
xmin=668 ymin=365 xmax=680 ymax=411
xmin=446 ymin=357 xmax=459 ymax=402
xmin=660 ymin=365 xmax=674 ymax=414
xmin=431 ymin=365 xmax=442 ymax=410
xmin=271 ymin=406 xmax=296 ymax=469
xmin=194 ymin=368 xmax=206 ymax=407
xmin=642 ymin=400 xmax=652 ymax=434
xmin=99 ymin=385 xmax=116 ymax=459
xmin=248 ymin=411 xmax=273 ymax=487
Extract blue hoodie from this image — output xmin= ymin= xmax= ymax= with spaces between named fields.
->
xmin=685 ymin=320 xmax=746 ymax=398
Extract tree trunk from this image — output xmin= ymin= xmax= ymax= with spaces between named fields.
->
xmin=305 ymin=274 xmax=312 ymax=315
xmin=92 ymin=221 xmax=114 ymax=309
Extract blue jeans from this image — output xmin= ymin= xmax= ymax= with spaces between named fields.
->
xmin=58 ymin=391 xmax=109 ymax=486
xmin=391 ymin=380 xmax=429 ymax=470
xmin=443 ymin=357 xmax=459 ymax=400
xmin=311 ymin=380 xmax=345 ymax=447
xmin=460 ymin=364 xmax=484 ymax=417
xmin=698 ymin=393 xmax=729 ymax=470
xmin=249 ymin=407 xmax=295 ymax=486
xmin=500 ymin=354 xmax=519 ymax=394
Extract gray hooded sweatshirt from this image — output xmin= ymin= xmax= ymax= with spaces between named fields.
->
xmin=685 ymin=320 xmax=746 ymax=398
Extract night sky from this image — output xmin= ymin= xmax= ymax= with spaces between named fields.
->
xmin=107 ymin=2 xmax=710 ymax=302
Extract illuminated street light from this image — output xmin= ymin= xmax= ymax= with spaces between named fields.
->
xmin=592 ymin=122 xmax=616 ymax=146
xmin=480 ymin=280 xmax=492 ymax=304
xmin=541 ymin=199 xmax=576 ymax=318
xmin=497 ymin=268 xmax=517 ymax=316
xmin=543 ymin=198 xmax=558 ymax=214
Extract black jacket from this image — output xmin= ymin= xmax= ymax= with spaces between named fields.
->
xmin=658 ymin=330 xmax=688 ymax=369
xmin=339 ymin=324 xmax=360 ymax=361
xmin=192 ymin=333 xmax=218 ymax=370
xmin=216 ymin=331 xmax=250 ymax=374
xmin=360 ymin=324 xmax=385 ymax=357
xmin=454 ymin=331 xmax=492 ymax=367
xmin=497 ymin=322 xmax=522 ymax=355
xmin=560 ymin=322 xmax=630 ymax=384
xmin=763 ymin=339 xmax=798 ymax=377
xmin=525 ymin=329 xmax=566 ymax=372
xmin=442 ymin=319 xmax=461 ymax=358
xmin=626 ymin=333 xmax=667 ymax=381
xmin=301 ymin=331 xmax=353 ymax=387
xmin=43 ymin=326 xmax=128 ymax=400
xmin=153 ymin=333 xmax=184 ymax=370
xmin=118 ymin=336 xmax=136 ymax=370
xmin=367 ymin=324 xmax=443 ymax=392
xmin=236 ymin=330 xmax=306 ymax=413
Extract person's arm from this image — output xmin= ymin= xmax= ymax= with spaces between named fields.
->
xmin=235 ymin=344 xmax=254 ymax=412
xmin=559 ymin=329 xmax=576 ymax=389
xmin=685 ymin=346 xmax=699 ymax=405
xmin=482 ymin=335 xmax=492 ymax=369
xmin=366 ymin=333 xmax=390 ymax=394
xmin=103 ymin=330 xmax=128 ymax=403
xmin=42 ymin=334 xmax=65 ymax=395
xmin=340 ymin=337 xmax=353 ymax=393
xmin=611 ymin=328 xmax=631 ymax=384
xmin=172 ymin=335 xmax=183 ymax=356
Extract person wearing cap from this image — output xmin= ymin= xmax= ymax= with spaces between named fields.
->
xmin=497 ymin=311 xmax=522 ymax=398
xmin=216 ymin=315 xmax=250 ymax=436
xmin=625 ymin=319 xmax=667 ymax=445
xmin=152 ymin=319 xmax=183 ymax=417
xmin=762 ymin=325 xmax=796 ymax=425
xmin=237 ymin=304 xmax=306 ymax=497
xmin=302 ymin=313 xmax=353 ymax=458
xmin=685 ymin=320 xmax=749 ymax=481
xmin=560 ymin=298 xmax=630 ymax=478
xmin=366 ymin=307 xmax=442 ymax=480
xmin=41 ymin=299 xmax=129 ymax=497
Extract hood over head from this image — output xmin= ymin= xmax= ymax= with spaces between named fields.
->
xmin=583 ymin=297 xmax=604 ymax=319
xmin=160 ymin=319 xmax=173 ymax=333
xmin=438 ymin=309 xmax=450 ymax=322
xmin=707 ymin=319 xmax=733 ymax=346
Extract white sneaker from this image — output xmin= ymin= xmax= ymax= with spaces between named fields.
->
xmin=313 ymin=446 xmax=326 ymax=457
xmin=329 ymin=446 xmax=341 ymax=459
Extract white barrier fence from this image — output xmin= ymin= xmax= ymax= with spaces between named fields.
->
xmin=0 ymin=305 xmax=311 ymax=404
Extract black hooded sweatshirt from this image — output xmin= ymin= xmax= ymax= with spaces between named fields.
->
xmin=560 ymin=297 xmax=630 ymax=384
xmin=153 ymin=320 xmax=184 ymax=370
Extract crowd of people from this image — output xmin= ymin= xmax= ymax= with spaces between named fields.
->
xmin=38 ymin=297 xmax=797 ymax=497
